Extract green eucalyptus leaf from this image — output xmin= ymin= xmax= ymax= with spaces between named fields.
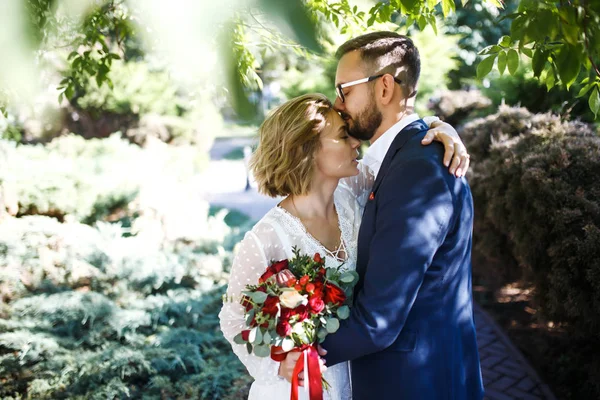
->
xmin=326 ymin=318 xmax=340 ymax=333
xmin=337 ymin=305 xmax=350 ymax=319
xmin=263 ymin=330 xmax=272 ymax=345
xmin=254 ymin=344 xmax=271 ymax=358
xmin=250 ymin=291 xmax=268 ymax=304
xmin=340 ymin=272 xmax=355 ymax=283
xmin=233 ymin=332 xmax=246 ymax=345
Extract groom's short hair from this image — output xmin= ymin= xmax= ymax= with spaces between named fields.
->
xmin=336 ymin=31 xmax=420 ymax=98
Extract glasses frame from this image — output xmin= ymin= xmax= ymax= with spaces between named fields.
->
xmin=335 ymin=74 xmax=403 ymax=103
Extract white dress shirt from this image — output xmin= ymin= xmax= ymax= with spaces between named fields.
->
xmin=362 ymin=114 xmax=440 ymax=179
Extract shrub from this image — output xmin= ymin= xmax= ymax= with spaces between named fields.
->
xmin=427 ymin=89 xmax=492 ymax=126
xmin=0 ymin=212 xmax=249 ymax=399
xmin=462 ymin=105 xmax=600 ymax=397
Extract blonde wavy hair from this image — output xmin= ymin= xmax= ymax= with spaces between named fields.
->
xmin=251 ymin=93 xmax=333 ymax=197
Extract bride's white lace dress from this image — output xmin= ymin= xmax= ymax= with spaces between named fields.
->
xmin=218 ymin=164 xmax=373 ymax=400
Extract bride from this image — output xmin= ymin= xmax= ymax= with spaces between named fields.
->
xmin=218 ymin=93 xmax=469 ymax=399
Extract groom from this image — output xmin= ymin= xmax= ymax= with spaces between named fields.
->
xmin=320 ymin=32 xmax=484 ymax=399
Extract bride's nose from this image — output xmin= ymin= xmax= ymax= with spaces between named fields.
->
xmin=350 ymin=136 xmax=360 ymax=148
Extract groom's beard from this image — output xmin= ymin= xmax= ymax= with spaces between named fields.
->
xmin=344 ymin=101 xmax=382 ymax=141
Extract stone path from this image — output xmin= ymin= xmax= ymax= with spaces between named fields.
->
xmin=203 ymin=137 xmax=557 ymax=400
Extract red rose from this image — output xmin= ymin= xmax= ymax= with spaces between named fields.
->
xmin=258 ymin=269 xmax=275 ymax=284
xmin=312 ymin=281 xmax=324 ymax=298
xmin=280 ymin=308 xmax=293 ymax=321
xmin=324 ymin=283 xmax=346 ymax=306
xmin=293 ymin=304 xmax=309 ymax=321
xmin=276 ymin=320 xmax=292 ymax=337
xmin=262 ymin=296 xmax=279 ymax=317
xmin=271 ymin=259 xmax=289 ymax=273
xmin=259 ymin=260 xmax=289 ymax=283
xmin=241 ymin=330 xmax=250 ymax=341
xmin=308 ymin=295 xmax=325 ymax=314
xmin=314 ymin=253 xmax=323 ymax=263
xmin=318 ymin=267 xmax=326 ymax=276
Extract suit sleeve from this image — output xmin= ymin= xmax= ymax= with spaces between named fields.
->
xmin=322 ymin=158 xmax=454 ymax=366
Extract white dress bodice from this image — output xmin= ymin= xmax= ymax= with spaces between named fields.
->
xmin=219 ymin=163 xmax=373 ymax=400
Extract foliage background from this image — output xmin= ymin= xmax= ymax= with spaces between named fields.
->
xmin=1 ymin=0 xmax=599 ymax=399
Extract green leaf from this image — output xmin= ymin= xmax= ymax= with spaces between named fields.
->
xmin=477 ymin=55 xmax=497 ymax=79
xmin=441 ymin=0 xmax=455 ymax=17
xmin=254 ymin=344 xmax=271 ymax=358
xmin=478 ymin=45 xmax=501 ymax=56
xmin=589 ymin=87 xmax=600 ymax=118
xmin=417 ymin=15 xmax=427 ymax=31
xmin=263 ymin=330 xmax=272 ymax=345
xmin=257 ymin=0 xmax=323 ymax=54
xmin=246 ymin=342 xmax=253 ymax=354
xmin=233 ymin=332 xmax=246 ymax=345
xmin=521 ymin=47 xmax=534 ymax=58
xmin=326 ymin=318 xmax=340 ymax=333
xmin=250 ymin=291 xmax=268 ymax=304
xmin=249 ymin=326 xmax=262 ymax=344
xmin=340 ymin=272 xmax=355 ymax=283
xmin=545 ymin=70 xmax=556 ymax=91
xmin=426 ymin=0 xmax=439 ymax=9
xmin=498 ymin=35 xmax=511 ymax=47
xmin=557 ymin=45 xmax=582 ymax=90
xmin=577 ymin=83 xmax=594 ymax=98
xmin=317 ymin=328 xmax=328 ymax=341
xmin=337 ymin=305 xmax=350 ymax=319
xmin=497 ymin=51 xmax=507 ymax=75
xmin=507 ymin=49 xmax=519 ymax=75
xmin=532 ymin=49 xmax=546 ymax=78
xmin=426 ymin=14 xmax=438 ymax=35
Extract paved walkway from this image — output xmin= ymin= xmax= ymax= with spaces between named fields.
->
xmin=203 ymin=138 xmax=557 ymax=400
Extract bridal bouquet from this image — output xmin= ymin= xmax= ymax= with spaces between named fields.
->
xmin=233 ymin=246 xmax=358 ymax=400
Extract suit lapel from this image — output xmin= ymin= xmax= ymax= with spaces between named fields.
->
xmin=371 ymin=119 xmax=428 ymax=195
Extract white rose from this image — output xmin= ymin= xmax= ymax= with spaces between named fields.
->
xmin=279 ymin=290 xmax=307 ymax=308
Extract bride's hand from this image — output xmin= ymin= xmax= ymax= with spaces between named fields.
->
xmin=277 ymin=350 xmax=328 ymax=386
xmin=278 ymin=351 xmax=301 ymax=383
xmin=421 ymin=120 xmax=470 ymax=178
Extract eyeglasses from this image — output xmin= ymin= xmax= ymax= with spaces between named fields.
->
xmin=335 ymin=74 xmax=403 ymax=103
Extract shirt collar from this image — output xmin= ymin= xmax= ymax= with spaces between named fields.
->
xmin=362 ymin=113 xmax=420 ymax=179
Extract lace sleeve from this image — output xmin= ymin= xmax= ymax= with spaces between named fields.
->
xmin=218 ymin=228 xmax=284 ymax=385
xmin=339 ymin=160 xmax=374 ymax=202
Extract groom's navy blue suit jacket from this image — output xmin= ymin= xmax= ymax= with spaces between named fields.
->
xmin=322 ymin=120 xmax=484 ymax=400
